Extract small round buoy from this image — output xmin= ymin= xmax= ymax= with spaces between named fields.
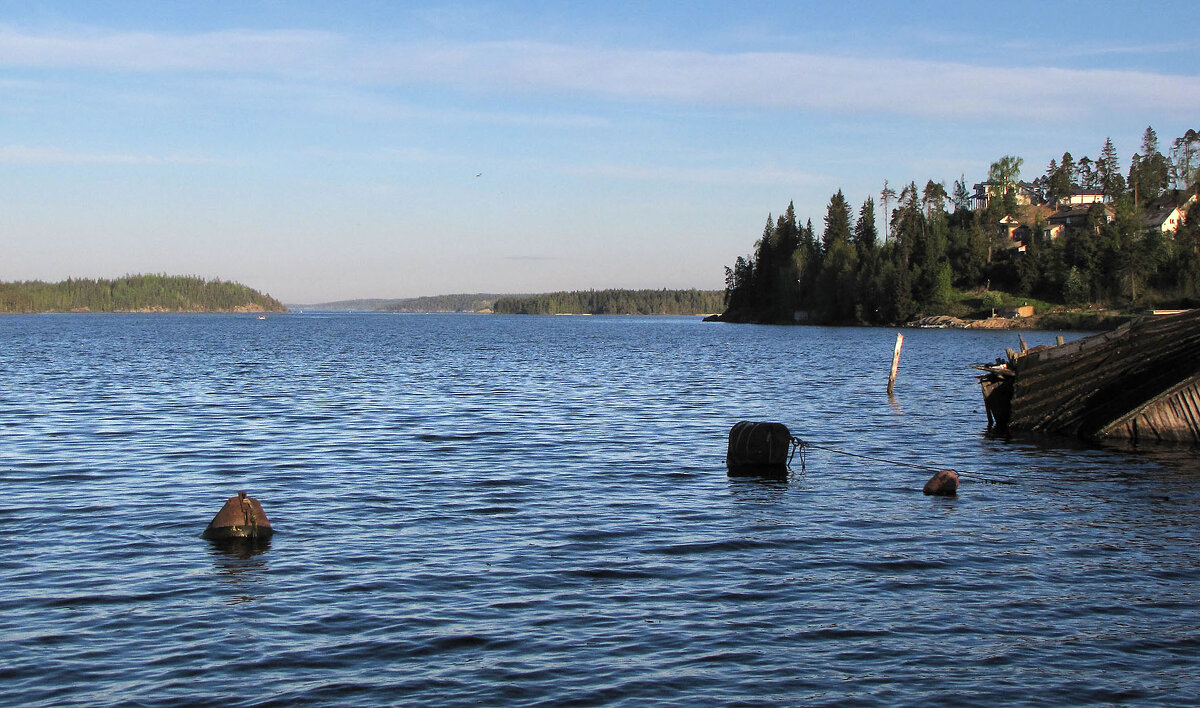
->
xmin=202 ymin=491 xmax=273 ymax=541
xmin=923 ymin=470 xmax=959 ymax=496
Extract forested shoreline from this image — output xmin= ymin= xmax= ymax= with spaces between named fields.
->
xmin=718 ymin=127 xmax=1200 ymax=326
xmin=0 ymin=275 xmax=286 ymax=313
xmin=493 ymin=289 xmax=724 ymax=315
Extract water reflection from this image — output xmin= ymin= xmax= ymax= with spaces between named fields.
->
xmin=727 ymin=475 xmax=793 ymax=504
xmin=208 ymin=538 xmax=270 ymax=605
xmin=208 ymin=537 xmax=272 ymax=561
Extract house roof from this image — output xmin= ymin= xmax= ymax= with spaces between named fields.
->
xmin=1048 ymin=204 xmax=1111 ymax=225
xmin=1143 ymin=190 xmax=1197 ymax=229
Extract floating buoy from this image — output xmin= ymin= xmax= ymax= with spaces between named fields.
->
xmin=726 ymin=421 xmax=794 ymax=477
xmin=923 ymin=470 xmax=959 ymax=496
xmin=202 ymin=491 xmax=273 ymax=541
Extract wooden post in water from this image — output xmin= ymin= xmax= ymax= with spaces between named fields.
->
xmin=1057 ymin=335 xmax=1065 ymax=346
xmin=887 ymin=333 xmax=904 ymax=395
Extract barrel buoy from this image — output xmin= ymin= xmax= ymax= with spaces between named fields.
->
xmin=202 ymin=491 xmax=273 ymax=541
xmin=726 ymin=421 xmax=793 ymax=477
xmin=922 ymin=470 xmax=959 ymax=496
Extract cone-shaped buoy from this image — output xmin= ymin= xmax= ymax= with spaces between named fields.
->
xmin=202 ymin=491 xmax=273 ymax=541
xmin=923 ymin=470 xmax=959 ymax=496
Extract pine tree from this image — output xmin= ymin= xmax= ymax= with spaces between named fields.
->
xmin=1130 ymin=126 xmax=1168 ymax=205
xmin=852 ymin=198 xmax=878 ymax=257
xmin=1170 ymin=129 xmax=1200 ymax=191
xmin=952 ymin=176 xmax=971 ymax=212
xmin=880 ymin=180 xmax=897 ymax=242
xmin=922 ymin=180 xmax=948 ymax=216
xmin=1098 ymin=137 xmax=1126 ymax=200
xmin=822 ymin=190 xmax=852 ymax=251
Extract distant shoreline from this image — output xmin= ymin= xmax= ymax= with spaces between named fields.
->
xmin=0 ymin=275 xmax=286 ymax=315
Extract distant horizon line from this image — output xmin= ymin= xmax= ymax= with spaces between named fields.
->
xmin=289 ymin=286 xmax=724 ymax=307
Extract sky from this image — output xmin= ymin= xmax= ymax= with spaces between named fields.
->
xmin=1 ymin=1 xmax=1198 ymax=304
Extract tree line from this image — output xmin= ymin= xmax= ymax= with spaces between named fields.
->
xmin=380 ymin=294 xmax=501 ymax=313
xmin=719 ymin=126 xmax=1200 ymax=325
xmin=493 ymin=289 xmax=725 ymax=315
xmin=0 ymin=275 xmax=286 ymax=313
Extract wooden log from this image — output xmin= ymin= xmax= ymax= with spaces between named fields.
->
xmin=887 ymin=333 xmax=903 ymax=395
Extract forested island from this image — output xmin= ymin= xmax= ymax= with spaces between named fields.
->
xmin=716 ymin=127 xmax=1200 ymax=327
xmin=0 ymin=275 xmax=286 ymax=314
xmin=297 ymin=290 xmax=722 ymax=315
xmin=300 ymin=293 xmax=503 ymax=312
xmin=492 ymin=289 xmax=724 ymax=315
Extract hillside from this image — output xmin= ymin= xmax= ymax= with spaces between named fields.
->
xmin=0 ymin=275 xmax=287 ymax=313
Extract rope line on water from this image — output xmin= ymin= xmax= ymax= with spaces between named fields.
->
xmin=789 ymin=437 xmax=1018 ymax=485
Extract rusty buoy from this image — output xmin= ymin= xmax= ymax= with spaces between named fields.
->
xmin=922 ymin=470 xmax=959 ymax=496
xmin=202 ymin=491 xmax=273 ymax=541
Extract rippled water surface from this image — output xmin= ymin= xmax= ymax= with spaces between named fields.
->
xmin=2 ymin=313 xmax=1200 ymax=706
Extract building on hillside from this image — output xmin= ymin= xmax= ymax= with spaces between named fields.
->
xmin=972 ymin=181 xmax=1040 ymax=211
xmin=1042 ymin=204 xmax=1114 ymax=241
xmin=1055 ymin=189 xmax=1106 ymax=208
xmin=1143 ymin=190 xmax=1198 ymax=235
xmin=998 ymin=215 xmax=1027 ymax=252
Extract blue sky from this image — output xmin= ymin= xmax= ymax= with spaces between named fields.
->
xmin=2 ymin=1 xmax=1197 ymax=303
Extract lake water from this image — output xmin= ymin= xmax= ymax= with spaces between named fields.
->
xmin=2 ymin=313 xmax=1199 ymax=706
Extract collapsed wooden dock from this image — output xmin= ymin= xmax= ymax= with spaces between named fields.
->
xmin=976 ymin=309 xmax=1200 ymax=442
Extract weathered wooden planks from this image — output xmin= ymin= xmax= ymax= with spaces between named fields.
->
xmin=980 ymin=309 xmax=1200 ymax=442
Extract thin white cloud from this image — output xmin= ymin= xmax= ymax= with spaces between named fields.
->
xmin=0 ymin=26 xmax=338 ymax=74
xmin=563 ymin=162 xmax=829 ymax=187
xmin=0 ymin=25 xmax=1197 ymax=121
xmin=0 ymin=145 xmax=229 ymax=166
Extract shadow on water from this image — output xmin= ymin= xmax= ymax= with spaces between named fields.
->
xmin=988 ymin=427 xmax=1200 ymax=469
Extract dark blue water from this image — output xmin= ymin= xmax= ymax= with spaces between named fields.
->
xmin=2 ymin=313 xmax=1199 ymax=706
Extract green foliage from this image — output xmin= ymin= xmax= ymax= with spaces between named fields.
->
xmin=492 ymin=289 xmax=724 ymax=315
xmin=0 ymin=275 xmax=285 ymax=313
xmin=988 ymin=155 xmax=1024 ymax=216
xmin=981 ymin=291 xmax=1004 ymax=312
xmin=1062 ymin=267 xmax=1088 ymax=304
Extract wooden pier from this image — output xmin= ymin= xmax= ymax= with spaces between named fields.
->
xmin=976 ymin=309 xmax=1200 ymax=442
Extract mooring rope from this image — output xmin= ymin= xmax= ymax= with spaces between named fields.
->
xmin=790 ymin=437 xmax=1018 ymax=485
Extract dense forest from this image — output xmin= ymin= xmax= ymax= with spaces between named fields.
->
xmin=0 ymin=275 xmax=286 ymax=313
xmin=718 ymin=127 xmax=1200 ymax=325
xmin=493 ymin=289 xmax=724 ymax=315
